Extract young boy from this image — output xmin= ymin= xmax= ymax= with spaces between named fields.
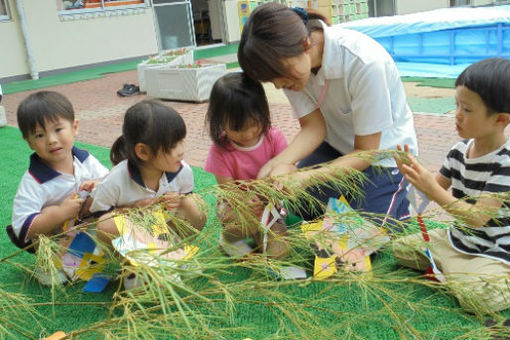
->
xmin=7 ymin=91 xmax=109 ymax=255
xmin=393 ymin=58 xmax=510 ymax=314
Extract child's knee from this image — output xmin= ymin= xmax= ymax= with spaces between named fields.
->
xmin=264 ymin=223 xmax=290 ymax=259
xmin=96 ymin=213 xmax=119 ymax=241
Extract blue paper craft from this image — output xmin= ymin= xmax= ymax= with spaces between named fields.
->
xmin=83 ymin=274 xmax=110 ymax=293
xmin=68 ymin=232 xmax=96 ymax=257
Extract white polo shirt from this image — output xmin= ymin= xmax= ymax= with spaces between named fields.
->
xmin=285 ymin=21 xmax=418 ymax=167
xmin=12 ymin=147 xmax=109 ymax=241
xmin=89 ymin=159 xmax=194 ymax=213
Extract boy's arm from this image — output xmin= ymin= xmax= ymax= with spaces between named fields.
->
xmin=397 ymin=150 xmax=502 ymax=228
xmin=28 ymin=193 xmax=84 ymax=239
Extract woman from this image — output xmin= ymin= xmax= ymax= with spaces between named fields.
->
xmin=237 ymin=3 xmax=418 ymax=222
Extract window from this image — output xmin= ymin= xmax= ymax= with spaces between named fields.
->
xmin=58 ymin=0 xmax=146 ymax=12
xmin=0 ymin=0 xmax=10 ymax=21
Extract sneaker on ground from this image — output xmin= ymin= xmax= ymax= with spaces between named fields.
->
xmin=117 ymin=84 xmax=140 ymax=97
xmin=123 ymin=273 xmax=144 ymax=290
xmin=218 ymin=234 xmax=253 ymax=257
xmin=34 ymin=267 xmax=68 ymax=286
xmin=267 ymin=266 xmax=307 ymax=280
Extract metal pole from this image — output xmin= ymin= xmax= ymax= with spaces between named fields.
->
xmin=14 ymin=0 xmax=38 ymax=80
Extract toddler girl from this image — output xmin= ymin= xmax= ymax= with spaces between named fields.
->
xmin=205 ymin=72 xmax=290 ymax=258
xmin=90 ymin=100 xmax=206 ymax=245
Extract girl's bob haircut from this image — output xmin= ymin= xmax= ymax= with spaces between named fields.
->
xmin=206 ymin=72 xmax=271 ymax=149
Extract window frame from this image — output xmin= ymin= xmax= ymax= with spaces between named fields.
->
xmin=58 ymin=0 xmax=149 ymax=15
xmin=0 ymin=0 xmax=11 ymax=21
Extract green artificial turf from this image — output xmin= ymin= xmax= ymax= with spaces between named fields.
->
xmin=3 ymin=44 xmax=240 ymax=95
xmin=407 ymin=96 xmax=456 ymax=114
xmin=2 ymin=60 xmax=143 ymax=95
xmin=0 ymin=126 xmax=501 ymax=339
xmin=402 ymin=77 xmax=456 ymax=89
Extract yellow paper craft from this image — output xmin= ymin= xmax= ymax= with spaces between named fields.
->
xmin=111 ymin=213 xmax=199 ymax=268
xmin=150 ymin=209 xmax=170 ymax=238
xmin=76 ymin=252 xmax=106 ymax=281
xmin=313 ymin=255 xmax=338 ymax=280
xmin=114 ymin=214 xmax=129 ymax=236
xmin=304 ymin=196 xmax=381 ymax=279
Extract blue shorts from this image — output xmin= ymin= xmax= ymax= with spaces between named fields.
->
xmin=297 ymin=142 xmax=410 ymax=226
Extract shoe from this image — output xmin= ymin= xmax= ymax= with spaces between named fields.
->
xmin=123 ymin=273 xmax=143 ymax=290
xmin=218 ymin=234 xmax=253 ymax=257
xmin=117 ymin=84 xmax=140 ymax=97
xmin=485 ymin=318 xmax=510 ymax=340
xmin=33 ymin=267 xmax=68 ymax=286
xmin=278 ymin=266 xmax=307 ymax=280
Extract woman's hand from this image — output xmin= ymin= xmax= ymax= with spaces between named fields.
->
xmin=258 ymin=160 xmax=297 ymax=179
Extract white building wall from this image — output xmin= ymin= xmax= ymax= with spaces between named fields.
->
xmin=395 ymin=0 xmax=449 ymax=15
xmin=0 ymin=1 xmax=30 ymax=79
xmin=1 ymin=0 xmax=159 ymax=79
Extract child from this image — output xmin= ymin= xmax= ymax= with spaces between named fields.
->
xmin=90 ymin=100 xmax=206 ymax=244
xmin=8 ymin=91 xmax=108 ymax=259
xmin=204 ymin=72 xmax=290 ymax=258
xmin=394 ymin=58 xmax=510 ymax=313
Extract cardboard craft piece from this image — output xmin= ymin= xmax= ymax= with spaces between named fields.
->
xmin=83 ymin=274 xmax=111 ymax=293
xmin=302 ymin=196 xmax=388 ymax=279
xmin=111 ymin=209 xmax=199 ymax=267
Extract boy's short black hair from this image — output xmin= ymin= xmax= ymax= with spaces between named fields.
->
xmin=17 ymin=91 xmax=75 ymax=138
xmin=456 ymin=58 xmax=510 ymax=115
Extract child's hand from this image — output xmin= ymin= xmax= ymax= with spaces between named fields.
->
xmin=133 ymin=197 xmax=159 ymax=208
xmin=394 ymin=144 xmax=412 ymax=168
xmin=394 ymin=144 xmax=437 ymax=198
xmin=60 ymin=192 xmax=85 ymax=220
xmin=79 ymin=180 xmax=99 ymax=192
xmin=161 ymin=192 xmax=181 ymax=212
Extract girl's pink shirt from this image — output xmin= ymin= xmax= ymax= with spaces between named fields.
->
xmin=205 ymin=127 xmax=288 ymax=180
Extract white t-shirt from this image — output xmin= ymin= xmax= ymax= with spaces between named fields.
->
xmin=12 ymin=147 xmax=109 ymax=241
xmin=89 ymin=159 xmax=194 ymax=213
xmin=285 ymin=21 xmax=418 ymax=167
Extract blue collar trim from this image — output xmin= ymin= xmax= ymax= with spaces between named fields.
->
xmin=127 ymin=160 xmax=145 ymax=187
xmin=127 ymin=161 xmax=183 ymax=188
xmin=165 ymin=165 xmax=183 ymax=183
xmin=28 ymin=146 xmax=89 ymax=184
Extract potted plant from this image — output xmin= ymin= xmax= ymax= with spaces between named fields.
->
xmin=137 ymin=48 xmax=194 ymax=92
xmin=145 ymin=61 xmax=227 ymax=102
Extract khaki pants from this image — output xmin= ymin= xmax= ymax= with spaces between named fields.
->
xmin=393 ymin=228 xmax=510 ymax=313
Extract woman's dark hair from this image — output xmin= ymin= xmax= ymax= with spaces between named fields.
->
xmin=206 ymin=72 xmax=271 ymax=148
xmin=110 ymin=100 xmax=186 ymax=166
xmin=455 ymin=58 xmax=510 ymax=115
xmin=17 ymin=91 xmax=74 ymax=139
xmin=238 ymin=3 xmax=328 ymax=82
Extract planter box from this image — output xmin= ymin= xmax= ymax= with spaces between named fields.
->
xmin=137 ymin=49 xmax=193 ymax=92
xmin=145 ymin=63 xmax=227 ymax=102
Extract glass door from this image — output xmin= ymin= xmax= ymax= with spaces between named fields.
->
xmin=153 ymin=0 xmax=196 ymax=51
